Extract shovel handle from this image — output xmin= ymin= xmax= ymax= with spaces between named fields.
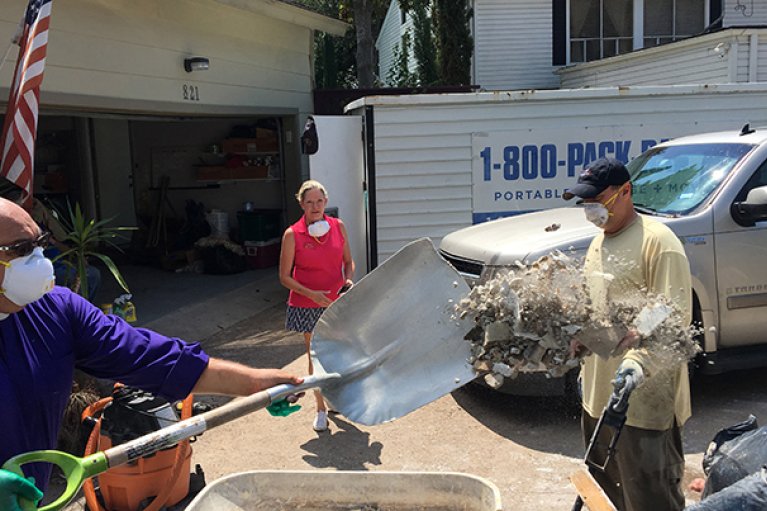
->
xmin=2 ymin=373 xmax=340 ymax=511
xmin=104 ymin=373 xmax=338 ymax=466
xmin=2 ymin=451 xmax=108 ymax=511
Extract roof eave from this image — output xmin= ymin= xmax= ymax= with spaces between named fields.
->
xmin=212 ymin=0 xmax=349 ymax=36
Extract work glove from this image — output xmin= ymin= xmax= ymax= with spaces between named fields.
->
xmin=266 ymin=398 xmax=302 ymax=417
xmin=614 ymin=359 xmax=645 ymax=392
xmin=0 ymin=468 xmax=43 ymax=511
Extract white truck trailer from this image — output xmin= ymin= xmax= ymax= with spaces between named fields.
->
xmin=309 ymin=83 xmax=767 ymax=275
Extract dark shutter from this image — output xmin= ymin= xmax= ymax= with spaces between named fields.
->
xmin=709 ymin=0 xmax=723 ymax=29
xmin=552 ymin=0 xmax=567 ymax=66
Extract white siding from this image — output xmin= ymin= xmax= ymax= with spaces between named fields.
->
xmin=0 ymin=0 xmax=318 ymax=115
xmin=559 ymin=29 xmax=767 ymax=88
xmin=351 ymin=84 xmax=767 ymax=262
xmin=724 ymin=0 xmax=767 ymax=26
xmin=758 ymin=38 xmax=767 ymax=81
xmin=375 ymin=0 xmax=416 ymax=85
xmin=474 ymin=0 xmax=559 ymax=90
xmin=733 ymin=32 xmax=767 ymax=82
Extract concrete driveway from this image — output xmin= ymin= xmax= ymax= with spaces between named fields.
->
xmin=191 ymin=297 xmax=767 ymax=510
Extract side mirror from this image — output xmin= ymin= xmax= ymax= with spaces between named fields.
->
xmin=732 ymin=185 xmax=767 ymax=227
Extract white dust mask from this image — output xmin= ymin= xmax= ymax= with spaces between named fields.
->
xmin=0 ymin=247 xmax=55 ymax=306
xmin=308 ymin=219 xmax=330 ymax=237
xmin=584 ymin=203 xmax=609 ymax=227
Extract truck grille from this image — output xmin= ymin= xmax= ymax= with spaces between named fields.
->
xmin=439 ymin=250 xmax=483 ymax=279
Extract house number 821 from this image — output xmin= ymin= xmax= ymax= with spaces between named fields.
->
xmin=183 ymin=85 xmax=200 ymax=101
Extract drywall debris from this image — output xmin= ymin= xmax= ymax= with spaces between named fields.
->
xmin=454 ymin=251 xmax=701 ymax=386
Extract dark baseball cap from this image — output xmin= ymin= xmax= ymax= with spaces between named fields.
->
xmin=563 ymin=157 xmax=631 ymax=201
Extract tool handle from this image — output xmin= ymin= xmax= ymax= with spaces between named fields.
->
xmin=3 ymin=373 xmax=339 ymax=510
xmin=104 ymin=373 xmax=339 ymax=466
xmin=2 ymin=451 xmax=108 ymax=511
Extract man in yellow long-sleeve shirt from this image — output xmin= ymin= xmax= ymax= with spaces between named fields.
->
xmin=564 ymin=157 xmax=693 ymax=511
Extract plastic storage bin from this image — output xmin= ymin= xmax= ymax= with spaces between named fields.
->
xmin=185 ymin=470 xmax=502 ymax=511
xmin=244 ymin=239 xmax=280 ymax=269
xmin=237 ymin=210 xmax=282 ymax=242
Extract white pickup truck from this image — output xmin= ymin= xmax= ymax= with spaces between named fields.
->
xmin=438 ymin=126 xmax=767 ymax=395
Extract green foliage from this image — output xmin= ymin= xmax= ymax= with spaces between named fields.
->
xmin=300 ymin=0 xmax=472 ymax=88
xmin=411 ymin=0 xmax=437 ymax=86
xmin=433 ymin=0 xmax=473 ymax=86
xmin=315 ymin=30 xmax=359 ymax=88
xmin=399 ymin=0 xmax=472 ymax=86
xmin=53 ymin=202 xmax=132 ymax=300
xmin=301 ymin=0 xmax=390 ymax=88
xmin=386 ymin=30 xmax=417 ymax=87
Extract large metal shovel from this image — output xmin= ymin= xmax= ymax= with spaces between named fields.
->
xmin=4 ymin=238 xmax=476 ymax=510
xmin=312 ymin=237 xmax=477 ymax=425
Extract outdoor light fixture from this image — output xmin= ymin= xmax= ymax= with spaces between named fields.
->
xmin=184 ymin=56 xmax=210 ymax=72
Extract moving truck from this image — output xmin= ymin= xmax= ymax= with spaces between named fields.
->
xmin=308 ymin=84 xmax=767 ymax=395
xmin=311 ymin=83 xmax=767 ymax=276
xmin=439 ymin=126 xmax=767 ymax=395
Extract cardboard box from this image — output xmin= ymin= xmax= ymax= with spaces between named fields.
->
xmin=222 ymin=138 xmax=258 ymax=154
xmin=255 ymin=129 xmax=279 ymax=152
xmin=222 ymin=133 xmax=279 ymax=154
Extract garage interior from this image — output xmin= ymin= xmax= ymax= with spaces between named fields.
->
xmin=31 ymin=112 xmax=300 ymax=320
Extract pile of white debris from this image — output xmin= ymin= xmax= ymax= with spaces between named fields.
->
xmin=453 ymin=252 xmax=700 ymax=389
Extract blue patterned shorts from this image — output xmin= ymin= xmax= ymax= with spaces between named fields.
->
xmin=286 ymin=305 xmax=326 ymax=333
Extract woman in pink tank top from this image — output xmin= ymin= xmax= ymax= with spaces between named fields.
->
xmin=279 ymin=180 xmax=355 ymax=432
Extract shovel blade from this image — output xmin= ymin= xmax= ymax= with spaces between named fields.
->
xmin=312 ymin=238 xmax=476 ymax=425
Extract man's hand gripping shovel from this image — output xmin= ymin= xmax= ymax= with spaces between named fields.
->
xmin=4 ymin=238 xmax=479 ymax=510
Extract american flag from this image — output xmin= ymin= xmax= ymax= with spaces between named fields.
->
xmin=0 ymin=0 xmax=53 ymax=204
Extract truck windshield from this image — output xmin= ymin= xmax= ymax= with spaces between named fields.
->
xmin=628 ymin=143 xmax=754 ymax=215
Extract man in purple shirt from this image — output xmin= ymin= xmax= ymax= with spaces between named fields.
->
xmin=0 ymin=198 xmax=303 ymax=510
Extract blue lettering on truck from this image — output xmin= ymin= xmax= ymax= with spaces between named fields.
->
xmin=473 ymin=134 xmax=671 ymax=224
xmin=481 ymin=139 xmax=666 ymax=181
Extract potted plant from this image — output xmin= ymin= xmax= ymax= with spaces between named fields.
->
xmin=53 ymin=201 xmax=132 ymax=300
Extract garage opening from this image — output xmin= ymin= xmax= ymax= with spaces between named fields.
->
xmin=22 ymin=111 xmax=300 ymax=324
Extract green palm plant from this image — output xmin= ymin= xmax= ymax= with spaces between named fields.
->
xmin=53 ymin=202 xmax=132 ymax=300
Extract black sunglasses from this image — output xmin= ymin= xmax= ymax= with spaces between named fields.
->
xmin=0 ymin=231 xmax=51 ymax=257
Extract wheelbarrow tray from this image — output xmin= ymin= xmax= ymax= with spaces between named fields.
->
xmin=185 ymin=470 xmax=502 ymax=511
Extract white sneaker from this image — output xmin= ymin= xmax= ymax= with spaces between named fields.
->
xmin=313 ymin=411 xmax=328 ymax=432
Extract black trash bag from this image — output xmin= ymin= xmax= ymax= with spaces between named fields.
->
xmin=198 ymin=244 xmax=246 ymax=275
xmin=702 ymin=414 xmax=759 ymax=476
xmin=686 ymin=467 xmax=767 ymax=511
xmin=702 ymin=416 xmax=766 ymax=498
xmin=172 ymin=200 xmax=211 ymax=251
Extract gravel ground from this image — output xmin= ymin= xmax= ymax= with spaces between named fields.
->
xmin=187 ymin=299 xmax=767 ymax=510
